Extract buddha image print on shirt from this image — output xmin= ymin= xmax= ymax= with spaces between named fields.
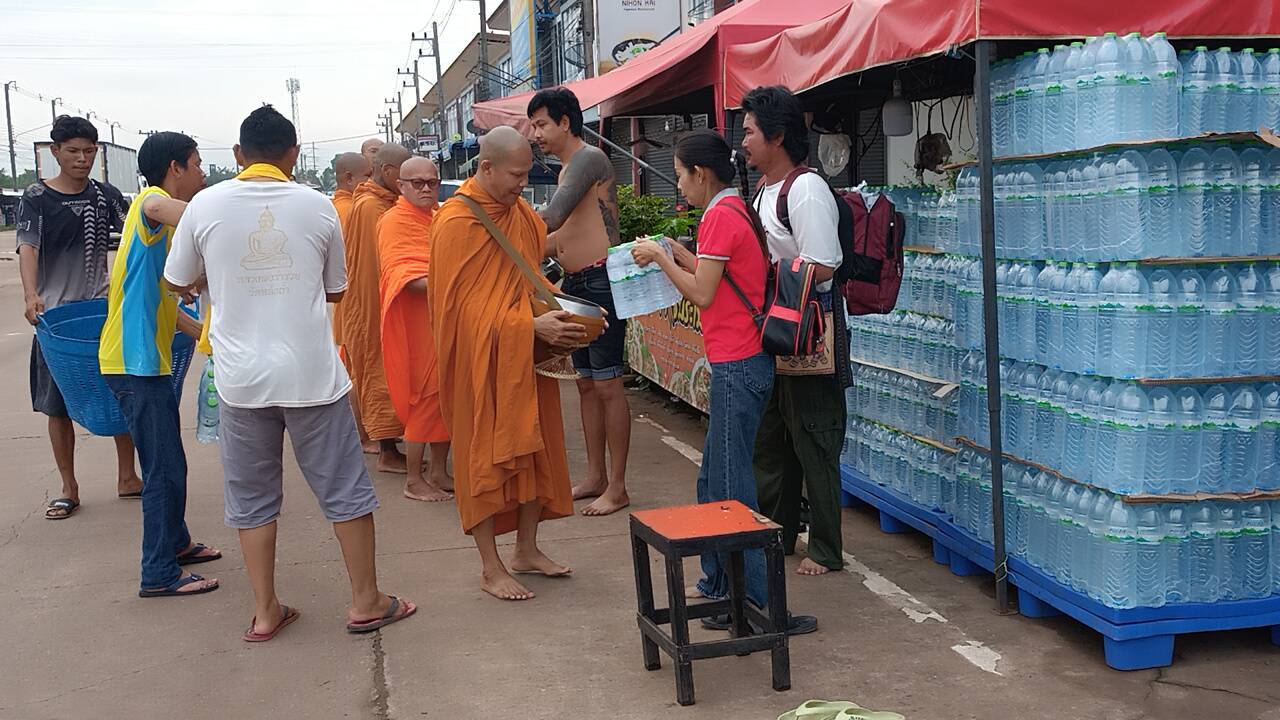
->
xmin=240 ymin=206 xmax=293 ymax=271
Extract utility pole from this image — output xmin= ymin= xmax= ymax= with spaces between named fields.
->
xmin=109 ymin=121 xmax=120 ymax=144
xmin=398 ymin=60 xmax=421 ymax=141
xmin=432 ymin=22 xmax=446 ymax=138
xmin=582 ymin=0 xmax=596 ymax=78
xmin=477 ymin=0 xmax=489 ymax=101
xmin=50 ymin=97 xmax=62 ymax=122
xmin=5 ymin=81 xmax=18 ymax=190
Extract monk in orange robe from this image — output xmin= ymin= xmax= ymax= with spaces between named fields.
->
xmin=338 ymin=143 xmax=411 ymax=473
xmin=332 ymin=152 xmax=372 ymax=452
xmin=379 ymin=156 xmax=454 ymax=503
xmin=430 ymin=127 xmax=586 ymax=601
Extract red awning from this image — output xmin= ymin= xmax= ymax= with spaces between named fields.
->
xmin=472 ymin=0 xmax=848 ymax=134
xmin=725 ymin=0 xmax=1280 ymax=108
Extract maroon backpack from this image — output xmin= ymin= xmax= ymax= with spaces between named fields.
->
xmin=766 ymin=167 xmax=905 ymax=316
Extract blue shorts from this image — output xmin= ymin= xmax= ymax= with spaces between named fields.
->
xmin=561 ymin=264 xmax=626 ymax=382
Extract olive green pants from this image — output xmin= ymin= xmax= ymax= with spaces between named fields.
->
xmin=753 ymin=372 xmax=846 ymax=570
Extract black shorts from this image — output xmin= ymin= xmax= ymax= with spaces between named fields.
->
xmin=561 ymin=264 xmax=626 ymax=381
xmin=30 ymin=337 xmax=69 ymax=418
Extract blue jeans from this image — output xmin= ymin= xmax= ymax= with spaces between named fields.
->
xmin=104 ymin=374 xmax=192 ymax=590
xmin=696 ymin=352 xmax=775 ymax=608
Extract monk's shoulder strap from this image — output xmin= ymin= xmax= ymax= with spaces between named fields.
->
xmin=457 ymin=193 xmax=560 ymax=310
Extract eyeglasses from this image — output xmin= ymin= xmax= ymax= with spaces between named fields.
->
xmin=400 ymin=177 xmax=440 ymax=190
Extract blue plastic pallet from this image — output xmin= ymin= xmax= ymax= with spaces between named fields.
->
xmin=840 ymin=465 xmax=1280 ymax=670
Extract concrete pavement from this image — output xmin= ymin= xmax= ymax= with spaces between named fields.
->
xmin=0 ymin=234 xmax=1276 ymax=720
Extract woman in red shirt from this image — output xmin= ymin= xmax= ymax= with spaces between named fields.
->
xmin=634 ymin=131 xmax=814 ymax=634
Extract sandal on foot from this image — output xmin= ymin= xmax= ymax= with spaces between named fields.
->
xmin=176 ymin=543 xmax=222 ymax=566
xmin=244 ymin=605 xmax=300 ymax=643
xmin=346 ymin=595 xmax=417 ymax=633
xmin=45 ymin=498 xmax=79 ymax=520
xmin=138 ymin=572 xmax=219 ymax=598
xmin=117 ymin=491 xmax=142 ymax=499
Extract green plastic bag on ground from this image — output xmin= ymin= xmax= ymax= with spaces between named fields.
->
xmin=778 ymin=699 xmax=905 ymax=720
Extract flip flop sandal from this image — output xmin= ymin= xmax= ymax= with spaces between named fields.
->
xmin=244 ymin=605 xmax=300 ymax=643
xmin=778 ymin=701 xmax=905 ymax=720
xmin=176 ymin=543 xmax=222 ymax=566
xmin=45 ymin=498 xmax=79 ymax=520
xmin=138 ymin=572 xmax=219 ymax=598
xmin=117 ymin=491 xmax=142 ymax=499
xmin=346 ymin=596 xmax=417 ymax=634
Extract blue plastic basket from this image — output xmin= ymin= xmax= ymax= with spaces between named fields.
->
xmin=35 ymin=298 xmax=196 ymax=437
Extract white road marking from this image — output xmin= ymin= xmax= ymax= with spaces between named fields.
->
xmin=640 ymin=409 xmax=1005 ymax=676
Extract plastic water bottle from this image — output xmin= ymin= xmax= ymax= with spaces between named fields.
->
xmin=196 ymin=358 xmax=219 ymax=444
xmin=1148 ymin=33 xmax=1181 ymax=139
xmin=1063 ymin=375 xmax=1092 ymax=480
xmin=1083 ymin=157 xmax=1104 ymax=261
xmin=1258 ymin=383 xmax=1280 ymax=492
xmin=1044 ymin=45 xmax=1069 ymax=153
xmin=1264 ymin=264 xmax=1280 ymax=374
xmin=1016 ymin=262 xmax=1039 ymax=363
xmin=1034 ymin=368 xmax=1060 ymax=467
xmin=1059 ymin=264 xmax=1081 ymax=371
xmin=1239 ymin=148 xmax=1266 ymax=257
xmin=993 ymin=60 xmax=1012 ymax=155
xmin=1226 ymin=385 xmax=1262 ymax=493
xmin=1024 ymin=164 xmax=1046 ymax=258
xmin=1120 ymin=33 xmax=1153 ymax=141
xmin=1237 ymin=49 xmax=1263 ymax=133
xmin=1235 ymin=264 xmax=1263 ymax=375
xmin=1076 ymin=38 xmax=1101 ymax=148
xmin=1092 ymin=380 xmax=1119 ymax=488
xmin=1200 ymin=385 xmax=1232 ymax=494
xmin=1035 ymin=262 xmax=1056 ymax=366
xmin=1065 ymin=486 xmax=1094 ymax=591
xmin=1181 ymin=47 xmax=1213 ymax=136
xmin=1173 ymin=269 xmax=1207 ymax=378
xmin=1204 ymin=266 xmax=1237 ymax=376
xmin=1112 ymin=383 xmax=1149 ymax=494
xmin=1084 ymin=491 xmax=1112 ymax=600
xmin=1144 ymin=148 xmax=1180 ymax=258
xmin=1262 ymin=150 xmax=1280 ymax=256
xmin=1172 ymin=387 xmax=1205 ymax=495
xmin=1065 ymin=161 xmax=1086 ymax=260
xmin=1208 ymin=147 xmax=1243 ymax=257
xmin=1028 ymin=48 xmax=1051 ymax=153
xmin=1094 ymin=33 xmax=1124 ymax=144
xmin=1012 ymin=52 xmax=1034 ymax=155
xmin=1095 ymin=265 xmax=1120 ymax=377
xmin=1144 ymin=268 xmax=1178 ymax=378
xmin=1178 ymin=147 xmax=1212 ymax=257
xmin=1207 ymin=47 xmax=1241 ymax=133
xmin=1272 ymin=500 xmax=1280 ymax=593
xmin=1113 ymin=150 xmax=1149 ymax=259
xmin=1218 ymin=502 xmax=1244 ymax=601
xmin=605 ymin=238 xmax=683 ymax=319
xmin=1133 ymin=505 xmax=1165 ymax=607
xmin=1240 ymin=501 xmax=1272 ymax=598
xmin=1144 ymin=388 xmax=1176 ymax=494
xmin=1097 ymin=154 xmax=1119 ymax=258
xmin=1112 ymin=263 xmax=1149 ymax=378
xmin=1162 ymin=504 xmax=1189 ymax=603
xmin=1186 ymin=502 xmax=1221 ymax=603
xmin=1077 ymin=264 xmax=1103 ymax=373
xmin=1261 ymin=49 xmax=1280 ymax=132
xmin=1062 ymin=41 xmax=1085 ymax=150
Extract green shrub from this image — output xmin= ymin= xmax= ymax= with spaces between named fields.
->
xmin=617 ymin=184 xmax=671 ymax=244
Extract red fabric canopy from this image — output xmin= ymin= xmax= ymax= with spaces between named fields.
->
xmin=472 ymin=0 xmax=848 ymax=134
xmin=725 ymin=0 xmax=1280 ymax=108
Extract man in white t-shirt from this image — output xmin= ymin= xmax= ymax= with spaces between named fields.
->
xmin=742 ymin=85 xmax=846 ymax=585
xmin=165 ymin=106 xmax=416 ymax=642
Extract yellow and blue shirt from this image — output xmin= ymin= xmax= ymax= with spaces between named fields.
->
xmin=99 ymin=186 xmax=180 ymax=376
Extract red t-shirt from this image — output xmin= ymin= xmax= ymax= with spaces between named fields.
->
xmin=696 ymin=194 xmax=769 ymax=363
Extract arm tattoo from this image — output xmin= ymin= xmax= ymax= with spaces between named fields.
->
xmin=540 ymin=146 xmax=614 ymax=232
xmin=600 ymin=179 xmax=620 ymax=246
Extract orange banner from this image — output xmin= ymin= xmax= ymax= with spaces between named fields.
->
xmin=625 ymin=299 xmax=710 ymax=413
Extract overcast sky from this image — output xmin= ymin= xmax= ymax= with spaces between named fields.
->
xmin=1 ymin=0 xmax=483 ymax=173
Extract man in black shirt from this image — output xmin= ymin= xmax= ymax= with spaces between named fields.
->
xmin=16 ymin=115 xmax=141 ymax=519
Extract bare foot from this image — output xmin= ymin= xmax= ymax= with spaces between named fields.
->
xmin=510 ymin=548 xmax=573 ymax=577
xmin=581 ymin=489 xmax=630 ymax=517
xmin=482 ymin=568 xmax=536 ymax=601
xmin=362 ymin=441 xmax=380 ymax=455
xmin=571 ymin=478 xmax=608 ymax=501
xmin=686 ymin=585 xmax=710 ymax=600
xmin=117 ymin=474 xmax=143 ymax=496
xmin=377 ymin=450 xmax=408 ymax=475
xmin=404 ymin=478 xmax=453 ymax=503
xmin=797 ymin=557 xmax=834 ymax=576
xmin=432 ymin=472 xmax=455 ymax=493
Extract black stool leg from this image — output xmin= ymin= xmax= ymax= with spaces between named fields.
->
xmin=664 ymin=554 xmax=695 ymax=706
xmin=729 ymin=550 xmax=751 ymax=651
xmin=630 ymin=533 xmax=661 ymax=671
xmin=765 ymin=537 xmax=791 ymax=692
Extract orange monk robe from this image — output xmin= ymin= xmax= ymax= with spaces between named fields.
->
xmin=330 ymin=189 xmax=355 ymax=349
xmin=429 ymin=178 xmax=572 ymax=535
xmin=378 ymin=196 xmax=449 ymax=444
xmin=336 ymin=180 xmax=403 ymax=441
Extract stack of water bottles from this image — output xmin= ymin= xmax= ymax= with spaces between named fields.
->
xmin=605 ymin=237 xmax=683 ymax=319
xmin=991 ymin=33 xmax=1280 ymax=157
xmin=848 ymin=364 xmax=957 ymax=446
xmin=899 ymin=251 xmax=958 ymax=320
xmin=847 ymin=311 xmax=959 ymax=383
xmin=946 ymin=448 xmax=1280 ymax=608
xmin=843 ymin=418 xmax=954 ymax=518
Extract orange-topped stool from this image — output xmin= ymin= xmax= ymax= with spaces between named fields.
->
xmin=629 ymin=500 xmax=791 ymax=706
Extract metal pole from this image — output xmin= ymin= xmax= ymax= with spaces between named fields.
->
xmin=4 ymin=82 xmax=18 ymax=190
xmin=974 ymin=40 xmax=1010 ymax=614
xmin=413 ymin=58 xmax=422 ymax=138
xmin=582 ymin=0 xmax=596 ymax=78
xmin=50 ymin=98 xmax=57 ymax=122
xmin=581 ymin=124 xmax=677 ymax=189
xmin=477 ymin=0 xmax=489 ymax=101
xmin=433 ymin=22 xmax=446 ymax=141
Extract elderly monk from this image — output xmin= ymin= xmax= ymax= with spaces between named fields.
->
xmin=430 ymin=127 xmax=586 ymax=601
xmin=361 ymin=138 xmax=384 ymax=166
xmin=379 ymin=156 xmax=453 ymax=503
xmin=338 ymin=142 xmax=412 ymax=473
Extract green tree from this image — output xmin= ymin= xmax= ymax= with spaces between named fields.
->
xmin=204 ymin=164 xmax=238 ymax=185
xmin=616 ymin=184 xmax=670 ymax=245
xmin=0 ymin=168 xmax=38 ymax=189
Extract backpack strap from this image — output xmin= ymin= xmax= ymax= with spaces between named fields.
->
xmin=775 ymin=166 xmax=817 ymax=236
xmin=717 ymin=200 xmax=771 ymax=329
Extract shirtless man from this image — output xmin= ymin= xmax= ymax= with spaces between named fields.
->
xmin=528 ymin=88 xmax=630 ymax=517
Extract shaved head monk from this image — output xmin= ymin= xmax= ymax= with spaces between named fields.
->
xmin=378 ymin=156 xmax=454 ymax=503
xmin=331 ymin=152 xmax=374 ymax=450
xmin=429 ymin=126 xmax=585 ymax=601
xmin=361 ymin=138 xmax=384 ymax=165
xmin=337 ymin=142 xmax=413 ymax=473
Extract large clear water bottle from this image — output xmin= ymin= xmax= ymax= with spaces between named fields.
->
xmin=1044 ymin=45 xmax=1069 ymax=153
xmin=1048 ymin=263 xmax=1069 ymax=369
xmin=1112 ymin=382 xmax=1149 ymax=493
xmin=1044 ymin=162 xmax=1068 ymax=258
xmin=1066 ymin=486 xmax=1094 ymax=591
xmin=1181 ymin=47 xmax=1213 ymax=136
xmin=1059 ymin=264 xmax=1082 ymax=372
xmin=1262 ymin=149 xmax=1280 ymax=256
xmin=1092 ymin=380 xmax=1120 ymax=488
xmin=1144 ymin=148 xmax=1181 ymax=258
xmin=1114 ymin=150 xmax=1149 ymax=259
xmin=1227 ymin=385 xmax=1262 ymax=493
xmin=1263 ymin=264 xmax=1280 ymax=375
xmin=1016 ymin=262 xmax=1039 ymax=363
xmin=1240 ymin=501 xmax=1272 ymax=598
xmin=1093 ymin=33 xmax=1125 ymax=144
xmin=1078 ymin=264 xmax=1104 ymax=374
xmin=1035 ymin=368 xmax=1061 ymax=467
xmin=1204 ymin=266 xmax=1238 ymax=376
xmin=1172 ymin=387 xmax=1206 ymax=494
xmin=1076 ymin=38 xmax=1101 ymax=148
xmin=1062 ymin=41 xmax=1086 ymax=149
xmin=1236 ymin=49 xmax=1263 ymax=133
xmin=1065 ymin=161 xmax=1087 ymax=261
xmin=1207 ymin=47 xmax=1241 ymax=133
xmin=1218 ymin=502 xmax=1245 ymax=601
xmin=1173 ymin=269 xmax=1207 ymax=378
xmin=1144 ymin=268 xmax=1178 ymax=379
xmin=1162 ymin=504 xmax=1189 ymax=603
xmin=1134 ymin=504 xmax=1166 ymax=607
xmin=1258 ymin=383 xmax=1280 ymax=492
xmin=1110 ymin=263 xmax=1149 ymax=378
xmin=1012 ymin=52 xmax=1035 ymax=155
xmin=1186 ymin=502 xmax=1221 ymax=603
xmin=1002 ymin=362 xmax=1026 ymax=456
xmin=1023 ymin=163 xmax=1046 ymax=258
xmin=1145 ymin=388 xmax=1176 ymax=494
xmin=1082 ymin=157 xmax=1104 ymax=260
xmin=1177 ymin=147 xmax=1212 ymax=257
xmin=1097 ymin=154 xmax=1119 ymax=258
xmin=1085 ymin=490 xmax=1113 ymax=600
xmin=196 ymin=357 xmax=219 ymax=444
xmin=1261 ymin=49 xmax=1280 ymax=133
xmin=1095 ymin=264 xmax=1121 ymax=377
xmin=1028 ymin=49 xmax=1052 ymax=154
xmin=1034 ymin=262 xmax=1056 ymax=366
xmin=1148 ymin=33 xmax=1181 ymax=139
xmin=606 ymin=238 xmax=682 ymax=319
xmin=1120 ymin=33 xmax=1154 ymax=141
xmin=1208 ymin=147 xmax=1243 ymax=257
xmin=1235 ymin=264 xmax=1264 ymax=376
xmin=1021 ymin=365 xmax=1044 ymax=457
xmin=1063 ymin=374 xmax=1093 ymax=480
xmin=1239 ymin=148 xmax=1267 ymax=257
xmin=1273 ymin=500 xmax=1280 ymax=594
xmin=1200 ymin=385 xmax=1232 ymax=494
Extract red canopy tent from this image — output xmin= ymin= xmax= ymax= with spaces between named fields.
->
xmin=471 ymin=0 xmax=848 ymax=135
xmin=724 ymin=0 xmax=1280 ymax=108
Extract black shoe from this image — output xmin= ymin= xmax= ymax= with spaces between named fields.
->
xmin=700 ymin=612 xmax=818 ymax=636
